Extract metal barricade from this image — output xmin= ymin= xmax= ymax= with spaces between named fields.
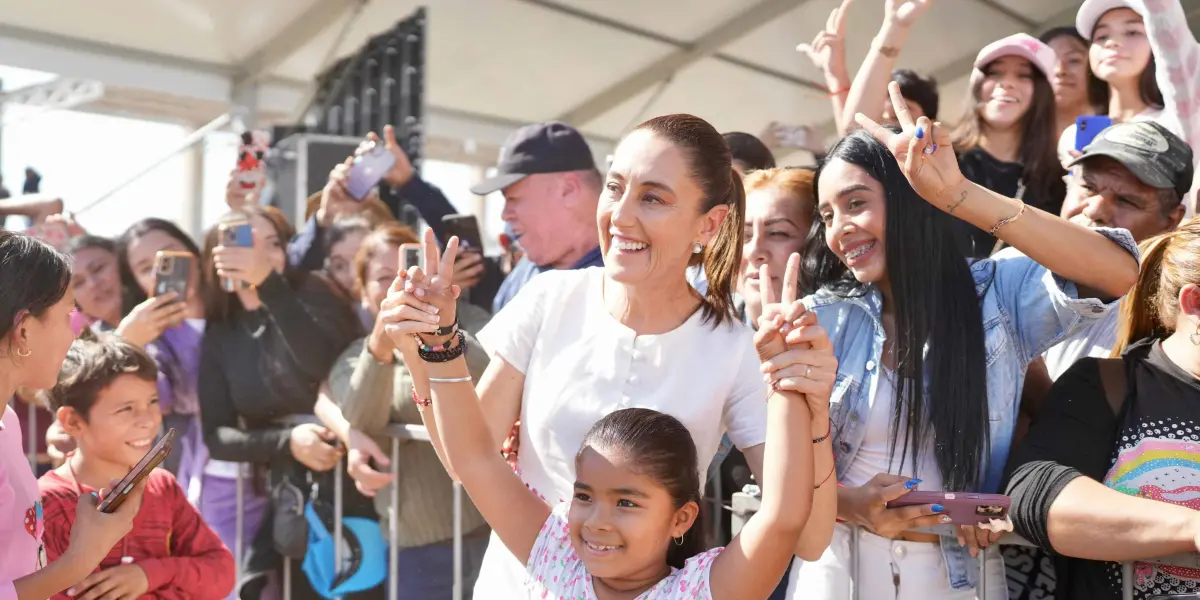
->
xmin=729 ymin=490 xmax=1193 ymax=600
xmin=231 ymin=421 xmax=466 ymax=600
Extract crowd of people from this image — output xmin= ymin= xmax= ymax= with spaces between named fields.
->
xmin=1 ymin=0 xmax=1199 ymax=598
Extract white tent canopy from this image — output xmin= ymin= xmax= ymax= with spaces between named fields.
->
xmin=2 ymin=0 xmax=1198 ymax=167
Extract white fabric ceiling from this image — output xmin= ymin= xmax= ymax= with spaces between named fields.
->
xmin=0 ymin=0 xmax=1192 ymax=155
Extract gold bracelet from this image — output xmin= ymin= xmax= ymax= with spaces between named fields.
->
xmin=988 ymin=201 xmax=1026 ymax=235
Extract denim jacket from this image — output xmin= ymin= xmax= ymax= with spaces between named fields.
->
xmin=807 ymin=227 xmax=1136 ymax=590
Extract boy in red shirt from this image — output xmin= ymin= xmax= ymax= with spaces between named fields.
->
xmin=38 ymin=335 xmax=234 ymax=599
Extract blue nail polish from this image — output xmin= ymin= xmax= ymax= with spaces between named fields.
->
xmin=90 ymin=492 xmax=99 ymax=500
xmin=915 ymin=126 xmax=925 ymax=139
xmin=904 ymin=478 xmax=922 ymax=489
xmin=932 ymin=503 xmax=944 ymax=513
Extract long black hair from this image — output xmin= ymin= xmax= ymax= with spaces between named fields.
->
xmin=578 ymin=408 xmax=707 ymax=569
xmin=803 ymin=129 xmax=991 ymax=491
xmin=115 ymin=219 xmax=205 ymax=409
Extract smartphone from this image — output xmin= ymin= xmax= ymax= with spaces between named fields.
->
xmin=235 ymin=131 xmax=268 ymax=190
xmin=441 ymin=214 xmax=484 ymax=252
xmin=1075 ymin=115 xmax=1114 ymax=151
xmin=217 ymin=220 xmax=253 ymax=292
xmin=400 ymin=243 xmax=423 ymax=271
xmin=345 ymin=145 xmax=397 ymax=201
xmin=97 ymin=428 xmax=177 ymax=513
xmin=153 ymin=251 xmax=191 ymax=301
xmin=885 ymin=491 xmax=1010 ymax=526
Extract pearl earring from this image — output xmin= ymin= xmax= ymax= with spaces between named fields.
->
xmin=692 ymin=242 xmax=703 ymax=254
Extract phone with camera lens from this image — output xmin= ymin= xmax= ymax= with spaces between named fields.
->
xmin=886 ymin=491 xmax=1011 ymax=526
xmin=153 ymin=251 xmax=191 ymax=302
xmin=217 ymin=219 xmax=253 ymax=292
xmin=1075 ymin=115 xmax=1113 ymax=151
xmin=346 ymin=144 xmax=397 ymax=201
xmin=98 ymin=428 xmax=177 ymax=513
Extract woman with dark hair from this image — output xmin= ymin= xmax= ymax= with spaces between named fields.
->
xmin=199 ymin=205 xmax=362 ymax=599
xmin=408 ymin=113 xmax=837 ymax=596
xmin=115 ymin=219 xmax=207 ymax=485
xmin=950 ymin=34 xmax=1067 ymax=257
xmin=1060 ymin=0 xmax=1200 ymax=210
xmin=64 ymin=236 xmax=123 ymax=331
xmin=1040 ymin=27 xmax=1107 ymax=137
xmin=768 ymin=86 xmax=1139 ymax=599
xmin=0 ymin=230 xmax=144 ymax=600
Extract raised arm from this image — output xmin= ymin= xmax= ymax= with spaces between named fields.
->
xmin=711 ymin=276 xmax=824 ymax=600
xmin=857 ymin=83 xmax=1138 ymax=299
xmin=841 ymin=0 xmax=932 ymax=131
xmin=797 ymin=0 xmax=853 ymax=136
xmin=385 ymin=231 xmax=549 ymax=563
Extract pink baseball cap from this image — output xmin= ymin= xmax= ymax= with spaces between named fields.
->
xmin=973 ymin=33 xmax=1058 ymax=79
xmin=1075 ymin=0 xmax=1142 ymax=40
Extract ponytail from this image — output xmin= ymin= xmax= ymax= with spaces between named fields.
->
xmin=1112 ymin=233 xmax=1174 ymax=356
xmin=699 ymin=168 xmax=746 ymax=327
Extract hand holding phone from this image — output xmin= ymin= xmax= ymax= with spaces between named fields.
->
xmin=885 ymin=490 xmax=1010 ymax=526
xmin=98 ymin=429 xmax=176 ymax=513
xmin=154 ymin=251 xmax=192 ymax=301
xmin=345 ymin=144 xmax=397 ymax=201
xmin=216 ymin=220 xmax=254 ymax=292
xmin=400 ymin=243 xmax=423 ymax=272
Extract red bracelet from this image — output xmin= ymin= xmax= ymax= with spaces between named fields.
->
xmin=814 ymin=463 xmax=836 ymax=489
xmin=411 ymin=389 xmax=431 ymax=407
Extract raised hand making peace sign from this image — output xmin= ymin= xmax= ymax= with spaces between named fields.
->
xmin=753 ymin=253 xmax=836 ymax=423
xmin=855 ymin=81 xmax=967 ymax=206
xmin=377 ymin=228 xmax=462 ymax=348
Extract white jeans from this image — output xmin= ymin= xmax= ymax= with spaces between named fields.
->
xmin=786 ymin=524 xmax=1008 ymax=600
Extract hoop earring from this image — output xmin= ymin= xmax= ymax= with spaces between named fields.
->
xmin=1190 ymin=323 xmax=1200 ymax=346
xmin=673 ymin=535 xmax=684 ymax=546
xmin=691 ymin=242 xmax=703 ymax=255
xmin=16 ymin=347 xmax=30 ymax=358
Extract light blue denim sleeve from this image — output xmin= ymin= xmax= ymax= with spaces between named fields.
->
xmin=988 ymin=227 xmax=1138 ymax=364
xmin=705 ymin=433 xmax=734 ymax=485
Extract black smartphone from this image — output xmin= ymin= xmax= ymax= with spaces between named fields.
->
xmin=98 ymin=428 xmax=177 ymax=513
xmin=217 ymin=219 xmax=253 ymax=292
xmin=441 ymin=214 xmax=484 ymax=252
xmin=153 ymin=251 xmax=191 ymax=301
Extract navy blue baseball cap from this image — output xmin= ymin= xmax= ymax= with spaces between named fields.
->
xmin=470 ymin=121 xmax=596 ymax=195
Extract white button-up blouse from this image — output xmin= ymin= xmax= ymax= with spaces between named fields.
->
xmin=472 ymin=266 xmax=769 ymax=593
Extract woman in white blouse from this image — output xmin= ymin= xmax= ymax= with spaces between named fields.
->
xmin=412 ymin=114 xmax=836 ymax=595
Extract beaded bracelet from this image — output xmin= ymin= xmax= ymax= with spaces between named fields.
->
xmin=411 ymin=389 xmax=431 ymax=407
xmin=417 ymin=330 xmax=467 ymax=363
xmin=812 ymin=418 xmax=832 ymax=444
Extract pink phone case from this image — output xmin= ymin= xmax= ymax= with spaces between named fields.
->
xmin=885 ymin=491 xmax=1010 ymax=526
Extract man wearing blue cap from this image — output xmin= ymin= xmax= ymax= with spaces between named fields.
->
xmin=470 ymin=121 xmax=605 ymax=312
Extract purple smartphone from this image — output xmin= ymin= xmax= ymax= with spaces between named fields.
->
xmin=345 ymin=145 xmax=397 ymax=200
xmin=885 ymin=491 xmax=1010 ymax=526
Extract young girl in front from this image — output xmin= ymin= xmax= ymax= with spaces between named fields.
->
xmin=381 ymin=232 xmax=835 ymax=599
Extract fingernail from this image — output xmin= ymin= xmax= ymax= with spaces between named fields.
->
xmin=430 ymin=306 xmax=439 ymax=314
xmin=90 ymin=492 xmax=99 ymax=500
xmin=970 ymin=547 xmax=978 ymax=558
xmin=940 ymin=515 xmax=952 ymax=523
xmin=915 ymin=126 xmax=925 ymax=139
xmin=904 ymin=478 xmax=922 ymax=489
xmin=932 ymin=503 xmax=944 ymax=513
xmin=67 ymin=588 xmax=75 ymax=597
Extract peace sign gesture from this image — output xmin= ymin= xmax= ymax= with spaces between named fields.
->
xmin=754 ymin=253 xmax=836 ymax=420
xmin=379 ymin=228 xmax=462 ymax=346
xmin=854 ymin=81 xmax=966 ymax=206
xmin=797 ymin=0 xmax=852 ymax=80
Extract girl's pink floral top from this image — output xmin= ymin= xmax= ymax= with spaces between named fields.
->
xmin=525 ymin=503 xmax=722 ymax=600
